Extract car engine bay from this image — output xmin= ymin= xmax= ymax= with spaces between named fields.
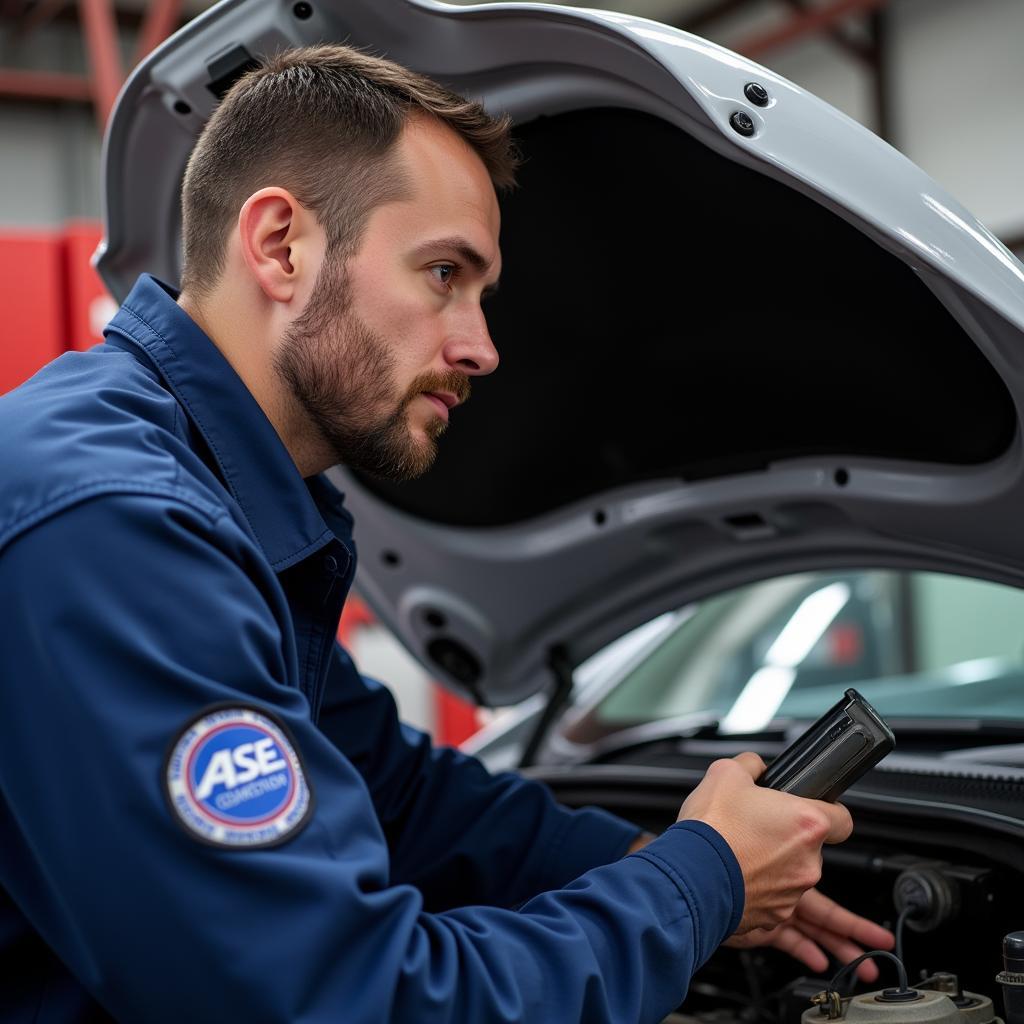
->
xmin=528 ymin=745 xmax=1024 ymax=1024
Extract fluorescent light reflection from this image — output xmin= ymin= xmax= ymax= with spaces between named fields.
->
xmin=945 ymin=656 xmax=1006 ymax=686
xmin=719 ymin=666 xmax=796 ymax=734
xmin=720 ymin=582 xmax=851 ymax=734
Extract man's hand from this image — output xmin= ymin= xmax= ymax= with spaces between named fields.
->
xmin=724 ymin=888 xmax=895 ymax=981
xmin=627 ymin=831 xmax=657 ymax=854
xmin=677 ymin=752 xmax=853 ymax=934
xmin=627 ymin=757 xmax=893 ymax=980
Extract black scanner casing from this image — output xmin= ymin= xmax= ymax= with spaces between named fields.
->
xmin=758 ymin=688 xmax=895 ymax=802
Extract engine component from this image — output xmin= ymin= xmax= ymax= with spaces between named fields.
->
xmin=893 ymin=866 xmax=961 ymax=932
xmin=801 ymin=988 xmax=999 ymax=1024
xmin=918 ymin=976 xmax=1002 ymax=1024
xmin=803 ymin=950 xmax=999 ymax=1024
xmin=997 ymin=932 xmax=1024 ymax=1024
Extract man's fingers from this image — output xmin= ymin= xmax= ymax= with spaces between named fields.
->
xmin=794 ymin=920 xmax=882 ymax=982
xmin=767 ymin=926 xmax=829 ymax=974
xmin=732 ymin=751 xmax=767 ymax=781
xmin=795 ymin=889 xmax=895 ymax=950
xmin=817 ymin=801 xmax=854 ymax=844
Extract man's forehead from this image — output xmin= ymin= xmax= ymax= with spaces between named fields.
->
xmin=395 ymin=117 xmax=501 ymax=223
xmin=360 ymin=193 xmax=500 ymax=275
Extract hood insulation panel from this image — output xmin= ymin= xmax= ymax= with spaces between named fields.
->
xmin=358 ymin=107 xmax=1016 ymax=526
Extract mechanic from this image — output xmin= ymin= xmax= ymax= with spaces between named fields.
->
xmin=0 ymin=45 xmax=893 ymax=1023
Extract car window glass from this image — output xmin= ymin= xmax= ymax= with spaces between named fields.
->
xmin=571 ymin=570 xmax=1024 ymax=742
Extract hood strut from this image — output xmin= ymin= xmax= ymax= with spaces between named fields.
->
xmin=519 ymin=646 xmax=574 ymax=768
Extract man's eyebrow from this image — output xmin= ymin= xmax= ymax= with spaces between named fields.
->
xmin=413 ymin=236 xmax=500 ymax=288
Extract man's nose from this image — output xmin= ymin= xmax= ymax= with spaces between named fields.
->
xmin=443 ymin=307 xmax=499 ymax=376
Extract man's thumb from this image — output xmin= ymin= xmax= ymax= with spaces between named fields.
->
xmin=732 ymin=751 xmax=767 ymax=781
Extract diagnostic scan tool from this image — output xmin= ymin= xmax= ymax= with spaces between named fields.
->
xmin=759 ymin=688 xmax=895 ymax=802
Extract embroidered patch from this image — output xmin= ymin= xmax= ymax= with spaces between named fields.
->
xmin=164 ymin=705 xmax=314 ymax=848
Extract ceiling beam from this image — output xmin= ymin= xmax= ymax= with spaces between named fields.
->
xmin=19 ymin=0 xmax=69 ymax=32
xmin=735 ymin=0 xmax=892 ymax=59
xmin=0 ymin=67 xmax=92 ymax=101
xmin=869 ymin=7 xmax=892 ymax=143
xmin=779 ymin=0 xmax=874 ymax=63
xmin=78 ymin=0 xmax=123 ymax=127
xmin=4 ymin=1 xmax=151 ymax=29
xmin=133 ymin=0 xmax=182 ymax=64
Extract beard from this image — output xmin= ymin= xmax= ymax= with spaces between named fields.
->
xmin=273 ymin=260 xmax=470 ymax=481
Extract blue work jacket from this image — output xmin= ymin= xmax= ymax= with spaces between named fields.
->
xmin=0 ymin=274 xmax=743 ymax=1023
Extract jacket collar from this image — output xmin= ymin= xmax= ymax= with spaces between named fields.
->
xmin=104 ymin=273 xmax=352 ymax=572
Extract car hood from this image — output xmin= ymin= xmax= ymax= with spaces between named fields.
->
xmin=96 ymin=0 xmax=1024 ymax=706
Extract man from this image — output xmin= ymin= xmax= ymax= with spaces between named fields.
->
xmin=0 ymin=45 xmax=891 ymax=1022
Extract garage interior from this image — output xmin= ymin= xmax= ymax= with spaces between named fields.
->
xmin=2 ymin=0 xmax=1023 ymax=740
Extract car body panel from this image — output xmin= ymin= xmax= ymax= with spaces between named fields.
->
xmin=96 ymin=0 xmax=1024 ymax=706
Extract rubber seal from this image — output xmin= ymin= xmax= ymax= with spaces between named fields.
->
xmin=876 ymin=989 xmax=924 ymax=1003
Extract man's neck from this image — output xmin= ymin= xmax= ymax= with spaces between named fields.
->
xmin=177 ymin=289 xmax=331 ymax=478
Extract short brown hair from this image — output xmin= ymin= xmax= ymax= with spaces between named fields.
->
xmin=179 ymin=44 xmax=518 ymax=298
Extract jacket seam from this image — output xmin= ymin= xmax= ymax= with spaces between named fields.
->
xmin=673 ymin=822 xmax=744 ymax=934
xmin=172 ymin=400 xmax=183 ymax=488
xmin=270 ymin=530 xmax=336 ymax=573
xmin=633 ymin=847 xmax=704 ymax=944
xmin=0 ymin=480 xmax=227 ymax=555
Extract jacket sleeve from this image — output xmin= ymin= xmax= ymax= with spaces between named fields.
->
xmin=317 ymin=644 xmax=643 ymax=910
xmin=0 ymin=492 xmax=744 ymax=1024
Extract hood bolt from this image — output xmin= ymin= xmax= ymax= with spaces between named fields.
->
xmin=744 ymin=82 xmax=770 ymax=106
xmin=730 ymin=111 xmax=755 ymax=137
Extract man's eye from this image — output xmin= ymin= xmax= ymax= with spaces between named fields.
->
xmin=430 ymin=264 xmax=456 ymax=288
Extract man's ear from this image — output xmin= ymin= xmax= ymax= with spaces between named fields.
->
xmin=236 ymin=187 xmax=320 ymax=304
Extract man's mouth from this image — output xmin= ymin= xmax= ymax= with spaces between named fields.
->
xmin=421 ymin=391 xmax=460 ymax=423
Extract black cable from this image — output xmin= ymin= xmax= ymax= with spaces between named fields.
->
xmin=894 ymin=906 xmax=914 ymax=968
xmin=829 ymin=950 xmax=911 ymax=996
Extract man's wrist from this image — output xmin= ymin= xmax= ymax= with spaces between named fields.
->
xmin=626 ymin=830 xmax=657 ymax=855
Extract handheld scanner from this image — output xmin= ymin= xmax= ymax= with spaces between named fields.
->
xmin=758 ymin=688 xmax=895 ymax=802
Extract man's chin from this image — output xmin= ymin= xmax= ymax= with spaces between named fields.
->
xmin=390 ymin=445 xmax=438 ymax=481
xmin=348 ymin=436 xmax=439 ymax=482
xmin=390 ymin=415 xmax=445 ymax=478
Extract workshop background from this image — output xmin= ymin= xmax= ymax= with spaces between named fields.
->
xmin=2 ymin=0 xmax=1023 ymax=743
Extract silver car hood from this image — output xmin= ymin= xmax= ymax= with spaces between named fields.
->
xmin=97 ymin=0 xmax=1024 ymax=706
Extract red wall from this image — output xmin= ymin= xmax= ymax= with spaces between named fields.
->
xmin=0 ymin=221 xmax=107 ymax=395
xmin=0 ymin=233 xmax=66 ymax=394
xmin=64 ymin=221 xmax=116 ymax=353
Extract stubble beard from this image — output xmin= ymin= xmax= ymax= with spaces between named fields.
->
xmin=273 ymin=260 xmax=469 ymax=481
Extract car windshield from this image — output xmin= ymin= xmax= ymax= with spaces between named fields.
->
xmin=567 ymin=569 xmax=1024 ymax=744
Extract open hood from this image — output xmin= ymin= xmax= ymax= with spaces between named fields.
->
xmin=97 ymin=0 xmax=1024 ymax=706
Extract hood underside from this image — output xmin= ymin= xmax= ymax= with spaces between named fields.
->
xmin=97 ymin=0 xmax=1024 ymax=706
xmin=360 ymin=105 xmax=1016 ymax=527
